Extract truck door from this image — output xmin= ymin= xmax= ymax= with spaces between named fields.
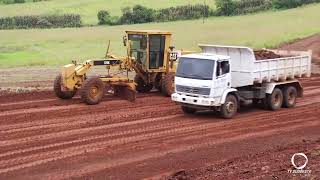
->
xmin=149 ymin=35 xmax=165 ymax=69
xmin=213 ymin=60 xmax=231 ymax=98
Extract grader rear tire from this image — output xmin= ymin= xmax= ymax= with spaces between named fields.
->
xmin=134 ymin=75 xmax=153 ymax=93
xmin=53 ymin=74 xmax=76 ymax=99
xmin=161 ymin=73 xmax=175 ymax=97
xmin=80 ymin=76 xmax=105 ymax=105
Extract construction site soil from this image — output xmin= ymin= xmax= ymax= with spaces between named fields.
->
xmin=0 ymin=34 xmax=320 ymax=179
xmin=0 ymin=75 xmax=319 ymax=180
xmin=280 ymin=33 xmax=320 ymax=64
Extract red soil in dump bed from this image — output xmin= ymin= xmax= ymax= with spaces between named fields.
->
xmin=254 ymin=49 xmax=282 ymax=60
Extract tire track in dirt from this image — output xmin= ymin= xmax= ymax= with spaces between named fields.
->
xmin=0 ymin=102 xmax=318 ymax=176
xmin=0 ymin=96 xmax=174 ymax=124
xmin=0 ymin=76 xmax=319 ymax=179
xmin=0 ymin=103 xmax=179 ymax=138
xmin=7 ymin=119 xmax=318 ymax=180
xmin=1 ymin=116 xmax=318 ymax=176
xmin=1 ymin=100 xmax=318 ymax=153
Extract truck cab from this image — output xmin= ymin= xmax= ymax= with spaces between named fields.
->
xmin=172 ymin=53 xmax=238 ymax=118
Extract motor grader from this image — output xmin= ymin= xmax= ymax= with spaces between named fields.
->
xmin=54 ymin=30 xmax=190 ymax=105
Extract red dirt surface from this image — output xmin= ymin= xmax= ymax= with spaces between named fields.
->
xmin=0 ymin=75 xmax=319 ymax=180
xmin=280 ymin=33 xmax=320 ymax=64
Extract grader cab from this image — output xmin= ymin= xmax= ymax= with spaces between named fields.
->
xmin=54 ymin=30 xmax=188 ymax=105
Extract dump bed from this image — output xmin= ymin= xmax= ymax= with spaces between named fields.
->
xmin=199 ymin=45 xmax=312 ymax=87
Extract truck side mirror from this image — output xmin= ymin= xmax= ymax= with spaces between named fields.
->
xmin=123 ymin=36 xmax=127 ymax=46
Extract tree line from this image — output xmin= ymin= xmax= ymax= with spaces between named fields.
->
xmin=0 ymin=0 xmax=319 ymax=29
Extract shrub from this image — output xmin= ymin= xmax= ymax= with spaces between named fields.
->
xmin=97 ymin=10 xmax=111 ymax=25
xmin=14 ymin=0 xmax=25 ymax=3
xmin=157 ymin=4 xmax=209 ymax=21
xmin=272 ymin=0 xmax=302 ymax=8
xmin=234 ymin=0 xmax=272 ymax=14
xmin=216 ymin=0 xmax=272 ymax=16
xmin=272 ymin=0 xmax=320 ymax=9
xmin=113 ymin=4 xmax=209 ymax=25
xmin=1 ymin=0 xmax=24 ymax=4
xmin=0 ymin=14 xmax=82 ymax=29
xmin=119 ymin=5 xmax=156 ymax=24
xmin=215 ymin=0 xmax=236 ymax=16
xmin=33 ymin=0 xmax=50 ymax=2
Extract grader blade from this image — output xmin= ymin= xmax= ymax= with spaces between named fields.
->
xmin=113 ymin=84 xmax=136 ymax=102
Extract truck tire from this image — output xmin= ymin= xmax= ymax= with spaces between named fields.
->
xmin=54 ymin=74 xmax=76 ymax=99
xmin=80 ymin=76 xmax=105 ymax=105
xmin=283 ymin=86 xmax=297 ymax=108
xmin=266 ymin=88 xmax=283 ymax=110
xmin=134 ymin=75 xmax=153 ymax=93
xmin=161 ymin=73 xmax=175 ymax=97
xmin=220 ymin=94 xmax=238 ymax=119
xmin=181 ymin=106 xmax=196 ymax=114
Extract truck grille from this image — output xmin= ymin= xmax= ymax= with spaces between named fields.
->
xmin=176 ymin=85 xmax=210 ymax=96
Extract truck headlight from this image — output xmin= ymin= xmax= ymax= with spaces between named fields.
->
xmin=171 ymin=94 xmax=178 ymax=101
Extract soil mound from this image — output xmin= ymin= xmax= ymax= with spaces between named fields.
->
xmin=279 ymin=33 xmax=320 ymax=63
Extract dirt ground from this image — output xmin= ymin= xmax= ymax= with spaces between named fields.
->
xmin=0 ymin=75 xmax=319 ymax=180
xmin=0 ymin=35 xmax=320 ymax=179
xmin=280 ymin=33 xmax=320 ymax=65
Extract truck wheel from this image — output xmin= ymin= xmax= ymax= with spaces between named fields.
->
xmin=220 ymin=95 xmax=238 ymax=119
xmin=181 ymin=106 xmax=196 ymax=114
xmin=54 ymin=74 xmax=76 ymax=99
xmin=134 ymin=75 xmax=153 ymax=93
xmin=283 ymin=86 xmax=297 ymax=108
xmin=161 ymin=73 xmax=175 ymax=97
xmin=80 ymin=76 xmax=105 ymax=105
xmin=266 ymin=88 xmax=283 ymax=110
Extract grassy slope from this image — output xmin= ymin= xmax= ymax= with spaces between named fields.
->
xmin=0 ymin=4 xmax=319 ymax=68
xmin=0 ymin=0 xmax=215 ymax=25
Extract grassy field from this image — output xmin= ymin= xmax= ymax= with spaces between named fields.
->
xmin=0 ymin=4 xmax=320 ymax=68
xmin=0 ymin=0 xmax=215 ymax=25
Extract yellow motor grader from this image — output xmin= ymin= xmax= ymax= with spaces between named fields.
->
xmin=54 ymin=30 xmax=190 ymax=105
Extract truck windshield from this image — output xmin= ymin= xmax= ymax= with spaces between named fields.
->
xmin=176 ymin=57 xmax=214 ymax=80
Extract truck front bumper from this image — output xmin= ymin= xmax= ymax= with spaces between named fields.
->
xmin=171 ymin=93 xmax=216 ymax=107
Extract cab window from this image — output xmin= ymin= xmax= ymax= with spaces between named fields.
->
xmin=216 ymin=61 xmax=230 ymax=77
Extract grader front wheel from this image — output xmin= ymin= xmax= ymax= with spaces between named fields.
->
xmin=161 ymin=73 xmax=175 ymax=97
xmin=80 ymin=76 xmax=105 ymax=105
xmin=54 ymin=74 xmax=76 ymax=99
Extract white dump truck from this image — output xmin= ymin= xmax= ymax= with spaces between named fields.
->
xmin=171 ymin=45 xmax=312 ymax=118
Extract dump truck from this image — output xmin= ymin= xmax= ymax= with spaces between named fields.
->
xmin=171 ymin=45 xmax=312 ymax=118
xmin=54 ymin=30 xmax=192 ymax=105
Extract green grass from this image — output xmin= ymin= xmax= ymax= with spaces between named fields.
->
xmin=0 ymin=4 xmax=320 ymax=68
xmin=0 ymin=0 xmax=215 ymax=25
